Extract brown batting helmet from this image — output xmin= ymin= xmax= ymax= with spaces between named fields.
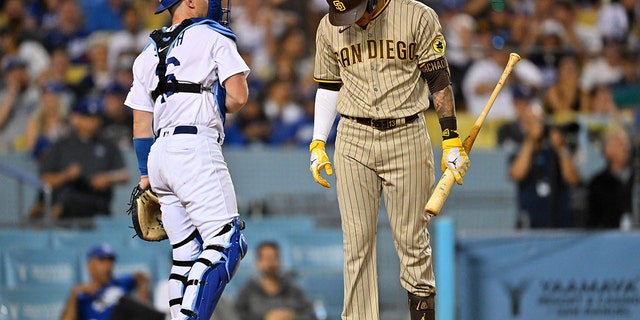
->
xmin=326 ymin=0 xmax=371 ymax=26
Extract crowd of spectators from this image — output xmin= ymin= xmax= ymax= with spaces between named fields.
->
xmin=0 ymin=0 xmax=637 ymax=228
xmin=0 ymin=0 xmax=637 ymax=151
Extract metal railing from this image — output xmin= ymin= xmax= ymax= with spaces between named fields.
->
xmin=0 ymin=162 xmax=52 ymax=225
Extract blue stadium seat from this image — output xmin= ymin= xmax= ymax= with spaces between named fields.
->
xmin=50 ymin=230 xmax=131 ymax=252
xmin=297 ymin=272 xmax=343 ymax=320
xmin=243 ymin=216 xmax=316 ymax=234
xmin=0 ymin=229 xmax=53 ymax=249
xmin=285 ymin=229 xmax=344 ymax=271
xmin=94 ymin=215 xmax=134 ymax=234
xmin=0 ymin=285 xmax=72 ymax=320
xmin=3 ymin=247 xmax=80 ymax=289
xmin=284 ymin=228 xmax=344 ymax=319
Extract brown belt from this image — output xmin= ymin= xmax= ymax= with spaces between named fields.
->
xmin=341 ymin=113 xmax=419 ymax=131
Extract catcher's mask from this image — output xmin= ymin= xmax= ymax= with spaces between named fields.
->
xmin=155 ymin=0 xmax=232 ymax=26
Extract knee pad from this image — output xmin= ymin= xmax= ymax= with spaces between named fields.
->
xmin=180 ymin=218 xmax=247 ymax=320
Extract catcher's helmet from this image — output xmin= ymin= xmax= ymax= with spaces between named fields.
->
xmin=154 ymin=0 xmax=231 ymax=26
xmin=326 ymin=0 xmax=376 ymax=26
xmin=154 ymin=0 xmax=180 ymax=14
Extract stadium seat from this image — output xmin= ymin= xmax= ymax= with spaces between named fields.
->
xmin=297 ymin=271 xmax=343 ymax=320
xmin=0 ymin=230 xmax=54 ymax=287
xmin=50 ymin=230 xmax=131 ymax=252
xmin=94 ymin=215 xmax=134 ymax=234
xmin=285 ymin=229 xmax=344 ymax=319
xmin=3 ymin=247 xmax=80 ymax=289
xmin=0 ymin=229 xmax=53 ymax=249
xmin=0 ymin=284 xmax=72 ymax=320
xmin=243 ymin=216 xmax=316 ymax=234
xmin=262 ymin=192 xmax=340 ymax=217
xmin=286 ymin=229 xmax=344 ymax=271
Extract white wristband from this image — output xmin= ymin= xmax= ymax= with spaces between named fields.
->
xmin=312 ymin=88 xmax=339 ymax=142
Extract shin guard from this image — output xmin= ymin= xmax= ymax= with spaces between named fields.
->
xmin=180 ymin=218 xmax=247 ymax=319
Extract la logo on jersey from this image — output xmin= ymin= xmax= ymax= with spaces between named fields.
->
xmin=333 ymin=0 xmax=346 ymax=11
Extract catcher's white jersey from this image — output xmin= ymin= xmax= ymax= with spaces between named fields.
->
xmin=125 ymin=21 xmax=250 ymax=140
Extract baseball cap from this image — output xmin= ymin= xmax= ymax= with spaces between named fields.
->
xmin=2 ymin=57 xmax=27 ymax=73
xmin=73 ymin=97 xmax=103 ymax=116
xmin=42 ymin=81 xmax=65 ymax=94
xmin=87 ymin=243 xmax=116 ymax=260
xmin=327 ymin=0 xmax=369 ymax=26
xmin=512 ymin=85 xmax=535 ymax=100
xmin=104 ymin=82 xmax=128 ymax=96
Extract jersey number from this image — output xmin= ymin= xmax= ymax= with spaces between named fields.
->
xmin=159 ymin=57 xmax=181 ymax=103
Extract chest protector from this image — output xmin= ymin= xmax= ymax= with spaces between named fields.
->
xmin=149 ymin=18 xmax=237 ymax=110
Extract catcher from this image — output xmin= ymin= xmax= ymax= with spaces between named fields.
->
xmin=125 ymin=0 xmax=250 ymax=319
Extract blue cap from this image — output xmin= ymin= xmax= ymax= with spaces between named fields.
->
xmin=87 ymin=243 xmax=116 ymax=260
xmin=73 ymin=97 xmax=103 ymax=116
xmin=104 ymin=82 xmax=128 ymax=96
xmin=512 ymin=85 xmax=535 ymax=100
xmin=155 ymin=0 xmax=181 ymax=14
xmin=42 ymin=81 xmax=65 ymax=94
xmin=3 ymin=57 xmax=27 ymax=73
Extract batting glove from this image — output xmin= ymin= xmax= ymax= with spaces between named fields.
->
xmin=441 ymin=137 xmax=470 ymax=185
xmin=309 ymin=140 xmax=333 ymax=188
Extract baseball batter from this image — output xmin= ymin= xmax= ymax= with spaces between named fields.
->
xmin=125 ymin=0 xmax=249 ymax=319
xmin=309 ymin=0 xmax=470 ymax=319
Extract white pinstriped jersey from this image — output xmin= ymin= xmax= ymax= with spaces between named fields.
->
xmin=125 ymin=21 xmax=250 ymax=139
xmin=314 ymin=0 xmax=446 ymax=119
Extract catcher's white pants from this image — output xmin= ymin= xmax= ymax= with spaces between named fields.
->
xmin=147 ymin=125 xmax=239 ymax=319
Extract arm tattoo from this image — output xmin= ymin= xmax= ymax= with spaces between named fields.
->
xmin=432 ymin=85 xmax=456 ymax=119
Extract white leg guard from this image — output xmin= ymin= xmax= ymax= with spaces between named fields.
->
xmin=169 ymin=230 xmax=203 ymax=319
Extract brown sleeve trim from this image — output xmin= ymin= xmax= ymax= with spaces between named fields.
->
xmin=420 ymin=57 xmax=451 ymax=93
xmin=318 ymin=82 xmax=342 ymax=91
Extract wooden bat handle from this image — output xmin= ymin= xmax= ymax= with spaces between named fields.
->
xmin=425 ymin=53 xmax=521 ymax=216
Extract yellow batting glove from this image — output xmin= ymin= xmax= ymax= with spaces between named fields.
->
xmin=441 ymin=137 xmax=470 ymax=185
xmin=309 ymin=140 xmax=333 ymax=188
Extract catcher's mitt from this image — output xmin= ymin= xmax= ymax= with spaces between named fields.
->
xmin=127 ymin=185 xmax=168 ymax=241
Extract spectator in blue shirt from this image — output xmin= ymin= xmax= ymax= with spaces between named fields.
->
xmin=60 ymin=243 xmax=157 ymax=320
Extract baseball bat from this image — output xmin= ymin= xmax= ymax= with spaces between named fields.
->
xmin=425 ymin=52 xmax=521 ymax=216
